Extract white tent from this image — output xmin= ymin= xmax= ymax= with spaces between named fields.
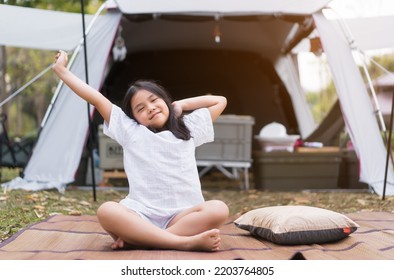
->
xmin=1 ymin=0 xmax=394 ymax=196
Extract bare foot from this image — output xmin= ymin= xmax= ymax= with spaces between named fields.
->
xmin=111 ymin=237 xmax=125 ymax=250
xmin=110 ymin=229 xmax=221 ymax=252
xmin=111 ymin=237 xmax=145 ymax=250
xmin=181 ymin=229 xmax=221 ymax=252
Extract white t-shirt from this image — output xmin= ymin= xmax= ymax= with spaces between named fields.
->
xmin=103 ymin=105 xmax=214 ymax=220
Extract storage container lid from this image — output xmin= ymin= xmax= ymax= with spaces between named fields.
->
xmin=259 ymin=122 xmax=287 ymax=137
xmin=216 ymin=114 xmax=255 ymax=124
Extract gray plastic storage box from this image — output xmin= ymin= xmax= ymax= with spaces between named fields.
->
xmin=195 ymin=115 xmax=255 ymax=162
xmin=98 ymin=125 xmax=124 ymax=170
xmin=98 ymin=114 xmax=255 ymax=171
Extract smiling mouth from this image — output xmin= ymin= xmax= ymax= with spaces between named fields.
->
xmin=149 ymin=112 xmax=161 ymax=120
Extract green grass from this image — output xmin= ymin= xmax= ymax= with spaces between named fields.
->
xmin=0 ymin=167 xmax=22 ymax=183
xmin=0 ymin=186 xmax=126 ymax=242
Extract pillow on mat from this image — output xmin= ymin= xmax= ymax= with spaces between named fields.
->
xmin=234 ymin=205 xmax=359 ymax=245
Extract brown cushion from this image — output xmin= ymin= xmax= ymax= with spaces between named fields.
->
xmin=234 ymin=205 xmax=359 ymax=245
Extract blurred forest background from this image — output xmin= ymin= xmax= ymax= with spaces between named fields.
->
xmin=0 ymin=0 xmax=394 ymax=143
xmin=0 ymin=0 xmax=105 ymax=140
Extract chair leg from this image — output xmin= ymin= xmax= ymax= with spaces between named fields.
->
xmin=244 ymin=167 xmax=250 ymax=190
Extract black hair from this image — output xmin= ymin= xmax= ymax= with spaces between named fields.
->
xmin=122 ymin=80 xmax=191 ymax=140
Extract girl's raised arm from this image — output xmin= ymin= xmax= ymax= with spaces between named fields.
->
xmin=52 ymin=50 xmax=112 ymax=124
xmin=172 ymin=95 xmax=227 ymax=122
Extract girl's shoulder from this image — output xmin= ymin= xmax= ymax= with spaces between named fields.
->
xmin=103 ymin=104 xmax=139 ymax=145
xmin=111 ymin=104 xmax=137 ymax=125
xmin=184 ymin=107 xmax=211 ymax=124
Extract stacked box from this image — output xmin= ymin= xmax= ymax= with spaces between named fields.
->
xmin=195 ymin=115 xmax=255 ymax=162
xmin=98 ymin=125 xmax=124 ymax=170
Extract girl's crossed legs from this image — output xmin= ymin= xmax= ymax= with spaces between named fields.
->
xmin=96 ymin=200 xmax=229 ymax=251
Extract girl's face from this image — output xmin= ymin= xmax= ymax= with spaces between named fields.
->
xmin=131 ymin=89 xmax=170 ymax=129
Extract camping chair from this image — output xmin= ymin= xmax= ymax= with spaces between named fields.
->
xmin=0 ymin=114 xmax=17 ymax=168
xmin=0 ymin=113 xmax=35 ymax=181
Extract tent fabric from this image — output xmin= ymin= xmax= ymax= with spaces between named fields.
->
xmin=332 ymin=15 xmax=394 ymax=52
xmin=274 ymin=55 xmax=316 ymax=137
xmin=306 ymin=100 xmax=344 ymax=146
xmin=0 ymin=4 xmax=93 ymax=51
xmin=314 ymin=12 xmax=394 ymax=196
xmin=114 ymin=0 xmax=331 ymax=15
xmin=294 ymin=15 xmax=394 ymax=54
xmin=3 ymin=11 xmax=122 ymax=192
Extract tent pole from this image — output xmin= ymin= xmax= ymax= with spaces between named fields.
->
xmin=81 ymin=0 xmax=97 ymax=201
xmin=358 ymin=53 xmax=387 ymax=132
xmin=382 ymin=88 xmax=394 ymax=200
xmin=333 ymin=9 xmax=393 ymax=196
xmin=331 ymin=8 xmax=388 ymax=134
xmin=41 ymin=2 xmax=107 ymax=129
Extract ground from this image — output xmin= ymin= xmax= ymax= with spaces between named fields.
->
xmin=201 ymin=172 xmax=394 ymax=214
xmin=1 ymin=171 xmax=394 ymax=243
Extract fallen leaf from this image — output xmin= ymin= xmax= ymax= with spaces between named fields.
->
xmin=34 ymin=205 xmax=46 ymax=211
xmin=357 ymin=199 xmax=367 ymax=206
xmin=49 ymin=212 xmax=62 ymax=216
xmin=26 ymin=194 xmax=40 ymax=202
xmin=60 ymin=197 xmax=77 ymax=203
xmin=68 ymin=210 xmax=82 ymax=216
xmin=241 ymin=206 xmax=250 ymax=214
xmin=293 ymin=196 xmax=310 ymax=204
xmin=79 ymin=201 xmax=91 ymax=207
xmin=34 ymin=209 xmax=43 ymax=218
xmin=248 ymin=194 xmax=259 ymax=200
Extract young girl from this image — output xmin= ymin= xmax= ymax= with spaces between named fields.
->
xmin=53 ymin=50 xmax=229 ymax=251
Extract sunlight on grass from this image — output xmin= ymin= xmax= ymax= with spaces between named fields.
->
xmin=0 ymin=167 xmax=21 ymax=183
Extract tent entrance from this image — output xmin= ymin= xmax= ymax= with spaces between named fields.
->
xmin=103 ymin=49 xmax=298 ymax=136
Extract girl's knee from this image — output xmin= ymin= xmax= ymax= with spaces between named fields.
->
xmin=97 ymin=201 xmax=118 ymax=222
xmin=206 ymin=200 xmax=229 ymax=222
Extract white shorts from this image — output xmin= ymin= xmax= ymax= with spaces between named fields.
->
xmin=120 ymin=199 xmax=182 ymax=229
xmin=135 ymin=210 xmax=179 ymax=229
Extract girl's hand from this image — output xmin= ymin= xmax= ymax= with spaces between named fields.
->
xmin=172 ymin=101 xmax=183 ymax=117
xmin=53 ymin=50 xmax=68 ymax=69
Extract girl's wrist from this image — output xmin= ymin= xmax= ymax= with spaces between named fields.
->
xmin=52 ymin=63 xmax=67 ymax=76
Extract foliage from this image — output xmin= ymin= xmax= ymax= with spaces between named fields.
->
xmin=0 ymin=0 xmax=106 ymax=139
xmin=306 ymin=81 xmax=338 ymax=124
xmin=4 ymin=48 xmax=57 ymax=137
xmin=0 ymin=0 xmax=105 ymax=13
xmin=306 ymin=52 xmax=394 ymax=125
xmin=363 ymin=53 xmax=394 ymax=79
